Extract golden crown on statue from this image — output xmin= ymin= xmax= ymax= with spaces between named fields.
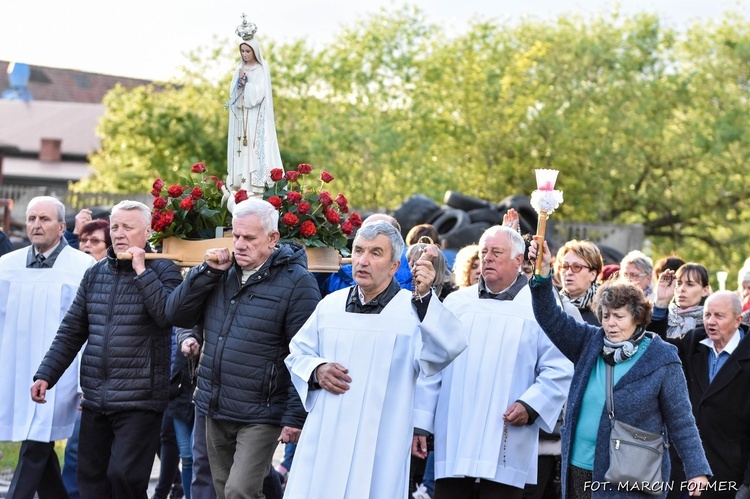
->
xmin=235 ymin=13 xmax=258 ymax=41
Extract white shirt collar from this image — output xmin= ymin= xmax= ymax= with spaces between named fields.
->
xmin=34 ymin=239 xmax=62 ymax=259
xmin=700 ymin=328 xmax=742 ymax=356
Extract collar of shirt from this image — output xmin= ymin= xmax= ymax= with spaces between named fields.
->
xmin=346 ymin=278 xmax=401 ymax=314
xmin=27 ymin=238 xmax=66 ymax=268
xmin=700 ymin=328 xmax=744 ymax=357
xmin=477 ymin=273 xmax=528 ymax=301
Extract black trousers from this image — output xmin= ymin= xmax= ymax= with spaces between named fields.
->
xmin=78 ymin=408 xmax=162 ymax=499
xmin=435 ymin=477 xmax=525 ymax=499
xmin=7 ymin=440 xmax=70 ymax=499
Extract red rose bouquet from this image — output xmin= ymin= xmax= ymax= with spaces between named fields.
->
xmin=264 ymin=164 xmax=362 ymax=256
xmin=149 ymin=162 xmax=231 ymax=244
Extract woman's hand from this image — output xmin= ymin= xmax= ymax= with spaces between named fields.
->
xmin=503 ymin=208 xmax=520 ymax=231
xmin=687 ymin=475 xmax=709 ymax=496
xmin=655 ymin=269 xmax=676 ymax=308
xmin=528 ymin=236 xmax=552 ymax=278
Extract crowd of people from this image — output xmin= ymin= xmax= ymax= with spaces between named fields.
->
xmin=1 ymin=196 xmax=750 ymax=499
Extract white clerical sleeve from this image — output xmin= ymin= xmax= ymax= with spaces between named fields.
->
xmin=517 ymin=330 xmax=573 ymax=433
xmin=286 ymin=308 xmax=330 ymax=412
xmin=415 ymin=294 xmax=467 ymax=377
xmin=413 ymin=371 xmax=442 ymax=434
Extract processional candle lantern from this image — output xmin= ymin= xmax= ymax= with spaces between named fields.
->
xmin=530 ymin=169 xmax=564 ymax=275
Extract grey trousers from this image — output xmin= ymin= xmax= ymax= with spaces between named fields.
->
xmin=206 ymin=418 xmax=280 ymax=499
xmin=191 ymin=410 xmax=217 ymax=499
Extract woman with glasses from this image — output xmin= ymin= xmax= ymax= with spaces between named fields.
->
xmin=77 ymin=219 xmax=111 ymax=262
xmin=555 ymin=240 xmax=604 ymax=326
xmin=620 ymin=250 xmax=656 ymax=301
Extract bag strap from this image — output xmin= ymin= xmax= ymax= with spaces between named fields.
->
xmin=605 ymin=363 xmax=615 ymax=420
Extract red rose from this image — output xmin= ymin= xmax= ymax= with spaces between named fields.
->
xmin=339 ymin=203 xmax=349 ymax=214
xmin=341 ymin=219 xmax=354 ymax=235
xmin=151 ymin=188 xmax=162 ymax=197
xmin=335 ymin=193 xmax=347 ymax=206
xmin=162 ymin=210 xmax=175 ymax=227
xmin=153 ymin=178 xmax=165 ymax=190
xmin=325 ymin=210 xmax=340 ymax=224
xmin=297 ymin=201 xmax=311 ymax=215
xmin=153 ymin=196 xmax=168 ymax=209
xmin=297 ymin=163 xmax=312 ymax=174
xmin=286 ymin=191 xmax=302 ymax=204
xmin=320 ymin=171 xmax=334 ymax=183
xmin=151 ymin=212 xmax=162 ymax=231
xmin=217 ymin=180 xmax=225 ymax=191
xmin=348 ymin=212 xmax=363 ymax=227
xmin=282 ymin=212 xmax=299 ymax=227
xmin=270 ymin=168 xmax=284 ymax=182
xmin=179 ymin=197 xmax=194 ymax=210
xmin=234 ymin=189 xmax=249 ymax=203
xmin=268 ymin=196 xmax=283 ymax=209
xmin=191 ymin=162 xmax=206 ymax=173
xmin=153 ymin=210 xmax=174 ymax=232
xmin=167 ymin=185 xmax=184 ymax=198
xmin=319 ymin=191 xmax=333 ymax=206
xmin=299 ymin=220 xmax=317 ymax=238
xmin=285 ymin=171 xmax=300 ymax=182
xmin=190 ymin=186 xmax=203 ymax=200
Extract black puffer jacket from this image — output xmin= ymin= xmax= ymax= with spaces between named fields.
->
xmin=167 ymin=242 xmax=320 ymax=429
xmin=35 ymin=247 xmax=183 ymax=413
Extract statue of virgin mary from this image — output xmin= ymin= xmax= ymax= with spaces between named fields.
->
xmin=225 ymin=15 xmax=284 ymax=197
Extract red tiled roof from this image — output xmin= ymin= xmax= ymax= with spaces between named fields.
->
xmin=0 ymin=60 xmax=152 ymax=103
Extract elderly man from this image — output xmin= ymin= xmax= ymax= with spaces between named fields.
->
xmin=32 ymin=200 xmax=182 ymax=498
xmin=0 ymin=196 xmax=94 ymax=499
xmin=283 ymin=221 xmax=467 ymax=498
xmin=664 ymin=291 xmax=750 ymax=498
xmin=166 ymin=199 xmax=320 ymax=499
xmin=415 ymin=225 xmax=573 ymax=499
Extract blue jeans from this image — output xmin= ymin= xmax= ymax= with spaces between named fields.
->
xmin=281 ymin=443 xmax=296 ymax=471
xmin=422 ymin=451 xmax=435 ymax=495
xmin=174 ymin=416 xmax=194 ymax=499
xmin=62 ymin=411 xmax=82 ymax=499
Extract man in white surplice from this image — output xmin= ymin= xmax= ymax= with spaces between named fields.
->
xmin=284 ymin=221 xmax=467 ymax=499
xmin=414 ymin=226 xmax=573 ymax=499
xmin=0 ymin=196 xmax=94 ymax=498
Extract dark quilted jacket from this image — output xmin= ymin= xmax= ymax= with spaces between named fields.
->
xmin=35 ymin=247 xmax=183 ymax=413
xmin=167 ymin=242 xmax=320 ymax=428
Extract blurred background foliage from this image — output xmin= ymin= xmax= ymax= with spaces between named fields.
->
xmin=73 ymin=6 xmax=750 ymax=276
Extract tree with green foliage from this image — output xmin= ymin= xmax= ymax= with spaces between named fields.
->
xmin=75 ymin=6 xmax=750 ymax=276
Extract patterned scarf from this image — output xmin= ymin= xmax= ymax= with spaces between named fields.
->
xmin=561 ymin=282 xmax=599 ymax=313
xmin=666 ymin=302 xmax=704 ymax=339
xmin=602 ymin=326 xmax=648 ymax=365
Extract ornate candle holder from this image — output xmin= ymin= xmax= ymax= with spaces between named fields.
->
xmin=530 ymin=169 xmax=564 ymax=275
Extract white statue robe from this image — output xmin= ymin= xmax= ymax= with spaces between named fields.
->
xmin=0 ymin=245 xmax=94 ymax=442
xmin=226 ymin=55 xmax=283 ymax=195
xmin=284 ymin=288 xmax=467 ymax=499
xmin=414 ymin=284 xmax=573 ymax=488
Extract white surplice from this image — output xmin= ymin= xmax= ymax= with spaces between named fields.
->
xmin=415 ymin=284 xmax=573 ymax=488
xmin=284 ymin=288 xmax=467 ymax=499
xmin=0 ymin=245 xmax=94 ymax=442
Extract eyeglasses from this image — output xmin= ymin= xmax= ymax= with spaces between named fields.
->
xmin=561 ymin=263 xmax=591 ymax=273
xmin=79 ymin=237 xmax=105 ymax=245
xmin=624 ymin=272 xmax=649 ymax=280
